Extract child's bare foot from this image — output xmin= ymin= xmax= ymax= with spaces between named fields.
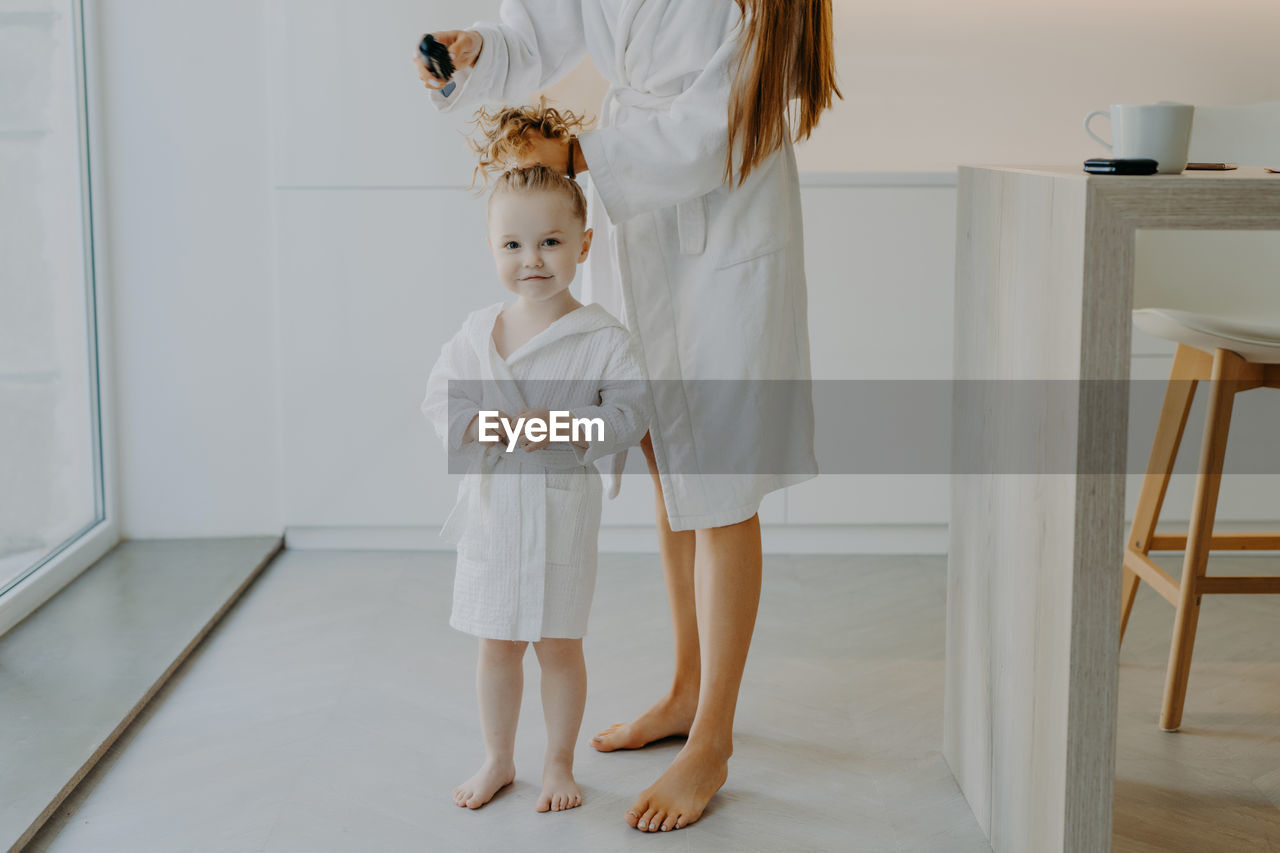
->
xmin=590 ymin=692 xmax=696 ymax=752
xmin=536 ymin=760 xmax=582 ymax=812
xmin=451 ymin=760 xmax=515 ymax=810
xmin=627 ymin=742 xmax=729 ymax=832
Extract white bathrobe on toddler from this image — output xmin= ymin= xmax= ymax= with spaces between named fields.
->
xmin=422 ymin=301 xmax=651 ymax=641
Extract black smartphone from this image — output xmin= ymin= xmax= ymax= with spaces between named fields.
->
xmin=419 ymin=34 xmax=455 ymax=83
xmin=1083 ymin=158 xmax=1158 ymax=175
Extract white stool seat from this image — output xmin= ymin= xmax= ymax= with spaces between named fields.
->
xmin=1133 ymin=308 xmax=1280 ymax=364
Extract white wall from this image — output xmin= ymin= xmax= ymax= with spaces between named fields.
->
xmin=98 ymin=0 xmax=279 ymax=537
xmin=813 ymin=0 xmax=1280 ymax=172
xmin=98 ymin=0 xmax=1280 ymax=548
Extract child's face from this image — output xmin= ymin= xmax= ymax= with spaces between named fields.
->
xmin=487 ymin=192 xmax=592 ymax=303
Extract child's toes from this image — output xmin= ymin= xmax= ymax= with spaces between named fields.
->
xmin=536 ymin=792 xmax=552 ymax=812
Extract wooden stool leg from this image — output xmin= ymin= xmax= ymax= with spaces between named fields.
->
xmin=1160 ymin=349 xmax=1239 ymax=732
xmin=1121 ymin=345 xmax=1205 ymax=645
xmin=1119 ymin=567 xmax=1141 ymax=643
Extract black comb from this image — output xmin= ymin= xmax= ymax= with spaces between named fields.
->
xmin=419 ymin=34 xmax=455 ymax=83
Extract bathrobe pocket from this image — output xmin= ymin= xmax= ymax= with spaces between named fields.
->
xmin=544 ymin=483 xmax=585 ymax=566
xmin=704 ymin=147 xmax=792 ymax=270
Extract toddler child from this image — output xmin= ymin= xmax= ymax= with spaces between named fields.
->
xmin=422 ymin=121 xmax=651 ymax=813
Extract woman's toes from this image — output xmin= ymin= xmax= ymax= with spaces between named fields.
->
xmin=639 ymin=807 xmax=658 ymax=831
xmin=652 ymin=810 xmax=667 ymax=831
xmin=625 ymin=808 xmax=641 ymax=828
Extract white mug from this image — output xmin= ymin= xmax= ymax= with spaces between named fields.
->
xmin=1084 ymin=103 xmax=1195 ymax=174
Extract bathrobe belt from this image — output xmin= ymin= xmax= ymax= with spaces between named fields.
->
xmin=601 ymin=85 xmax=707 ymax=257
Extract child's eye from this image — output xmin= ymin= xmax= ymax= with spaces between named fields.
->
xmin=503 ymin=241 xmax=519 ymax=250
xmin=542 ymin=238 xmax=560 ymax=247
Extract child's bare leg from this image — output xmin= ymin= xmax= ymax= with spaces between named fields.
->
xmin=532 ymin=637 xmax=586 ymax=812
xmin=591 ymin=431 xmax=700 ymax=752
xmin=452 ymin=638 xmax=526 ymax=809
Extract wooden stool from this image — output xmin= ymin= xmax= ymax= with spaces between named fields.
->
xmin=1120 ymin=340 xmax=1280 ymax=731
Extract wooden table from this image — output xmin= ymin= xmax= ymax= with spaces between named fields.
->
xmin=945 ymin=166 xmax=1280 ymax=852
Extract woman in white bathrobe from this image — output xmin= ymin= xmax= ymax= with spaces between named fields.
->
xmin=417 ymin=0 xmax=840 ymax=833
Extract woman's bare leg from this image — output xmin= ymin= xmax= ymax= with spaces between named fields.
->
xmin=452 ymin=638 xmax=526 ymax=809
xmin=627 ymin=514 xmax=762 ymax=832
xmin=532 ymin=637 xmax=586 ymax=812
xmin=591 ymin=431 xmax=701 ymax=751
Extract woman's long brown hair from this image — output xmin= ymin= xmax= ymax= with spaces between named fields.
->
xmin=727 ymin=0 xmax=841 ymax=185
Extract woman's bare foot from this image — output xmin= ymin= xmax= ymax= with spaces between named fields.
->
xmin=626 ymin=743 xmax=729 ymax=832
xmin=451 ymin=759 xmax=515 ymax=810
xmin=536 ymin=759 xmax=583 ymax=812
xmin=591 ymin=692 xmax=697 ymax=752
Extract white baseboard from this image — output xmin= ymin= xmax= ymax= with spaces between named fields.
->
xmin=284 ymin=525 xmax=952 ymax=555
xmin=283 ymin=520 xmax=1280 ymax=558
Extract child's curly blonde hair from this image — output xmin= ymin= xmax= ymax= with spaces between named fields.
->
xmin=468 ymin=96 xmax=594 ymax=181
xmin=469 ymin=97 xmax=595 ymax=226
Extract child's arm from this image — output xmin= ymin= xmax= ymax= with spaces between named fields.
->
xmin=419 ymin=1 xmax=586 ymax=115
xmin=421 ymin=326 xmax=485 ymax=452
xmin=559 ymin=330 xmax=653 ymax=467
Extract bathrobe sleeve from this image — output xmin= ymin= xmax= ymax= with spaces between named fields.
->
xmin=426 ymin=0 xmax=586 ymax=114
xmin=422 ymin=323 xmax=485 ymax=453
xmin=566 ymin=328 xmax=653 ymax=467
xmin=575 ymin=20 xmax=741 ymax=224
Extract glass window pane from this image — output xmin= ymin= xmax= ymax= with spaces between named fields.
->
xmin=0 ymin=0 xmax=104 ymax=596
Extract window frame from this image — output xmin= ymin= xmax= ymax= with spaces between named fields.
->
xmin=0 ymin=0 xmax=119 ymax=637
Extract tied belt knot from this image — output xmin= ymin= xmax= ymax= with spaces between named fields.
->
xmin=600 ymin=85 xmax=706 ymax=256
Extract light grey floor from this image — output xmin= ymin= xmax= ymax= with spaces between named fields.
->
xmin=24 ymin=551 xmax=989 ymax=853
xmin=3 ymin=537 xmax=281 ymax=853
xmin=23 ymin=550 xmax=1280 ymax=852
xmin=1113 ymin=554 xmax=1280 ymax=853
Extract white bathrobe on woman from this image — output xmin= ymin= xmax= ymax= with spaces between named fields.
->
xmin=428 ymin=0 xmax=818 ymax=532
xmin=423 ymin=301 xmax=651 ymax=641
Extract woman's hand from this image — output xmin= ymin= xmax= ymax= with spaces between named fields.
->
xmin=414 ymin=29 xmax=483 ymax=90
xmin=515 ymin=133 xmax=572 ymax=173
